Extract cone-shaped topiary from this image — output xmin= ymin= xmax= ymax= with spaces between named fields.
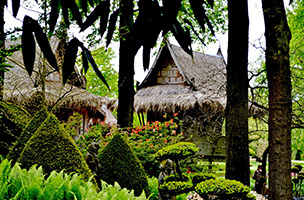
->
xmin=0 ymin=102 xmax=31 ymax=155
xmin=7 ymin=107 xmax=49 ymax=165
xmin=97 ymin=133 xmax=149 ymax=196
xmin=17 ymin=113 xmax=93 ymax=182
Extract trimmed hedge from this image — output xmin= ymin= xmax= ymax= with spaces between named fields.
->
xmin=0 ymin=102 xmax=31 ymax=155
xmin=191 ymin=172 xmax=216 ymax=187
xmin=154 ymin=142 xmax=199 ymax=161
xmin=98 ymin=133 xmax=149 ymax=196
xmin=159 ymin=181 xmax=193 ymax=196
xmin=7 ymin=107 xmax=49 ymax=164
xmin=17 ymin=114 xmax=93 ymax=182
xmin=195 ymin=179 xmax=255 ymax=200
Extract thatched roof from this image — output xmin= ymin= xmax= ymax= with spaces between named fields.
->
xmin=3 ymin=38 xmax=116 ymax=124
xmin=135 ymin=40 xmax=226 ymax=113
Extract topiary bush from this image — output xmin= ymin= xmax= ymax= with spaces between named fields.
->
xmin=0 ymin=102 xmax=31 ymax=156
xmin=17 ymin=114 xmax=93 ymax=183
xmin=159 ymin=181 xmax=193 ymax=196
xmin=97 ymin=133 xmax=149 ymax=196
xmin=7 ymin=107 xmax=49 ymax=165
xmin=191 ymin=172 xmax=216 ymax=187
xmin=155 ymin=142 xmax=199 ymax=179
xmin=154 ymin=142 xmax=199 ymax=162
xmin=195 ymin=178 xmax=255 ymax=200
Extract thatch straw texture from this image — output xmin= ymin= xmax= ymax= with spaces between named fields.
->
xmin=3 ymin=38 xmax=115 ymax=123
xmin=134 ymin=41 xmax=226 ymax=113
xmin=135 ymin=85 xmax=223 ymax=113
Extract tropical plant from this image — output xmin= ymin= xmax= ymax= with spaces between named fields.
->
xmin=0 ymin=159 xmax=148 ymax=200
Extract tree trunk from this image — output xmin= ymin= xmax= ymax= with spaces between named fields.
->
xmin=261 ymin=0 xmax=293 ymax=199
xmin=225 ymin=0 xmax=250 ymax=186
xmin=117 ymin=0 xmax=141 ymax=128
xmin=0 ymin=1 xmax=5 ymax=101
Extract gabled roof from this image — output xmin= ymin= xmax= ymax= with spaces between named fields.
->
xmin=134 ymin=40 xmax=227 ymax=113
xmin=3 ymin=38 xmax=117 ymax=124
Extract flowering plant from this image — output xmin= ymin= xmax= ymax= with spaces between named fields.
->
xmin=126 ymin=118 xmax=185 ymax=177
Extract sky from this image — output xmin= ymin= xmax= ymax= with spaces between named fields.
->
xmin=4 ymin=0 xmax=291 ymax=83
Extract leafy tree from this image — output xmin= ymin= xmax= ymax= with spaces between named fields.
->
xmin=225 ymin=0 xmax=250 ymax=186
xmin=85 ymin=47 xmax=118 ymax=98
xmin=261 ymin=0 xmax=293 ymax=199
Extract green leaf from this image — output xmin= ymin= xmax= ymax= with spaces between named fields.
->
xmin=49 ymin=0 xmax=60 ymax=33
xmin=99 ymin=0 xmax=110 ymax=39
xmin=106 ymin=9 xmax=120 ymax=48
xmin=189 ymin=0 xmax=215 ymax=36
xmin=12 ymin=0 xmax=20 ymax=18
xmin=62 ymin=38 xmax=81 ymax=85
xmin=79 ymin=0 xmax=88 ymax=15
xmin=206 ymin=0 xmax=214 ymax=8
xmin=184 ymin=19 xmax=205 ymax=45
xmin=171 ymin=19 xmax=192 ymax=56
xmin=31 ymin=17 xmax=58 ymax=71
xmin=69 ymin=0 xmax=83 ymax=27
xmin=81 ymin=51 xmax=89 ymax=75
xmin=80 ymin=2 xmax=108 ymax=32
xmin=59 ymin=0 xmax=70 ymax=28
xmin=81 ymin=46 xmax=110 ymax=90
xmin=162 ymin=0 xmax=182 ymax=35
xmin=22 ymin=16 xmax=36 ymax=77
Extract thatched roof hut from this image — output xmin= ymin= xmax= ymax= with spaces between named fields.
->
xmin=134 ymin=40 xmax=227 ymax=157
xmin=135 ymin=40 xmax=226 ymax=118
xmin=3 ymin=38 xmax=116 ymax=127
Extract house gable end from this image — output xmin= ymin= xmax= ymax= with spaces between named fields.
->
xmin=139 ymin=41 xmax=187 ymax=89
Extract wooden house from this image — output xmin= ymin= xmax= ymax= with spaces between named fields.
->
xmin=134 ymin=40 xmax=227 ymax=158
xmin=3 ymin=38 xmax=116 ymax=134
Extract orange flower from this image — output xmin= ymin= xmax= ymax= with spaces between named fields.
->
xmin=146 ymin=139 xmax=149 ymax=142
xmin=170 ymin=119 xmax=173 ymax=124
xmin=174 ymin=113 xmax=178 ymax=116
xmin=181 ymin=132 xmax=184 ymax=135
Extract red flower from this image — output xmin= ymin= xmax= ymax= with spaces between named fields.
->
xmin=164 ymin=140 xmax=167 ymax=143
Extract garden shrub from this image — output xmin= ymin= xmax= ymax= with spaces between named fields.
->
xmin=64 ymin=113 xmax=114 ymax=157
xmin=127 ymin=119 xmax=185 ymax=177
xmin=0 ymin=101 xmax=31 ymax=155
xmin=191 ymin=172 xmax=216 ymax=187
xmin=0 ymin=159 xmax=148 ymax=200
xmin=17 ymin=113 xmax=93 ymax=182
xmin=154 ymin=142 xmax=199 ymax=162
xmin=159 ymin=181 xmax=193 ymax=196
xmin=195 ymin=178 xmax=255 ymax=200
xmin=163 ymin=173 xmax=189 ymax=182
xmin=7 ymin=107 xmax=49 ymax=164
xmin=98 ymin=133 xmax=149 ymax=196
